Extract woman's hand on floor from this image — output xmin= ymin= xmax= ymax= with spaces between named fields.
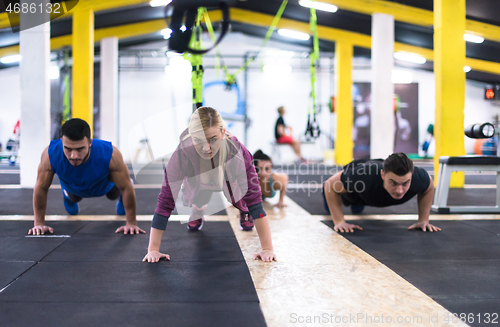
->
xmin=143 ymin=250 xmax=170 ymax=263
xmin=254 ymin=249 xmax=277 ymax=262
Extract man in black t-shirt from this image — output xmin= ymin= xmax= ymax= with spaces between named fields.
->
xmin=275 ymin=106 xmax=304 ymax=162
xmin=323 ymin=153 xmax=441 ymax=233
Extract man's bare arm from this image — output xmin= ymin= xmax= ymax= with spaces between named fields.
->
xmin=109 ymin=146 xmax=144 ymax=234
xmin=277 ymin=125 xmax=285 ymax=137
xmin=29 ymin=147 xmax=55 ymax=235
xmin=409 ymin=172 xmax=441 ymax=232
xmin=272 ymin=173 xmax=288 ymax=208
xmin=324 ymin=171 xmax=362 ymax=233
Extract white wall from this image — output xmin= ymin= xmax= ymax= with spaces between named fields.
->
xmin=0 ymin=66 xmax=21 ymax=151
xmin=118 ymin=54 xmax=193 ymax=164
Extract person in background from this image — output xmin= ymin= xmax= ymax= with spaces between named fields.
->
xmin=253 ymin=150 xmax=288 ymax=209
xmin=275 ymin=106 xmax=305 ymax=162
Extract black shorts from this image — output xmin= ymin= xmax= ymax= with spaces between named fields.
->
xmin=66 ymin=185 xmax=121 ymax=202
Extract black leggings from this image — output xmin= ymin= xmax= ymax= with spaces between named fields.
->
xmin=66 ymin=185 xmax=121 ymax=203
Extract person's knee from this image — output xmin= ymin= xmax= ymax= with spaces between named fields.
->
xmin=106 ymin=186 xmax=121 ymax=200
xmin=64 ymin=189 xmax=82 ymax=203
xmin=68 ymin=194 xmax=82 ymax=203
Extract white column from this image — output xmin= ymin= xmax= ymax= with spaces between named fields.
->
xmin=370 ymin=13 xmax=394 ymax=159
xmin=100 ymin=37 xmax=119 ymax=145
xmin=20 ymin=0 xmax=51 ymax=188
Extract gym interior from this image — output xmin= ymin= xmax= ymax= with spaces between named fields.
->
xmin=1 ymin=1 xmax=500 ymax=326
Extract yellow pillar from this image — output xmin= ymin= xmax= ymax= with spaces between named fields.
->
xmin=334 ymin=42 xmax=354 ymax=165
xmin=434 ymin=0 xmax=466 ymax=187
xmin=72 ymin=6 xmax=95 ymax=135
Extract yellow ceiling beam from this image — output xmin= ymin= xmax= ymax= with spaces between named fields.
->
xmin=94 ymin=19 xmax=167 ymax=42
xmin=231 ymin=8 xmax=435 ymax=60
xmin=0 ymin=44 xmax=19 ymax=58
xmin=0 ymin=18 xmax=166 ymax=58
xmin=465 ymin=20 xmax=500 ymax=44
xmin=49 ymin=19 xmax=167 ymax=49
xmin=80 ymin=0 xmax=151 ymax=13
xmin=466 ymin=57 xmax=500 ymax=76
xmin=0 ymin=0 xmax=151 ymax=30
xmin=328 ymin=0 xmax=433 ymax=26
xmin=325 ymin=0 xmax=500 ymax=43
xmin=3 ymin=0 xmax=500 ymax=44
xmin=0 ymin=12 xmax=15 ymax=29
xmin=1 ymin=8 xmax=499 ymax=76
xmin=393 ymin=43 xmax=433 ymax=61
xmin=52 ymin=18 xmax=167 ymax=49
xmin=230 ymin=8 xmax=371 ymax=48
xmin=230 ymin=9 xmax=499 ymax=75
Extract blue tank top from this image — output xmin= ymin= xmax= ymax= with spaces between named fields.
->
xmin=262 ymin=173 xmax=277 ymax=199
xmin=48 ymin=139 xmax=115 ymax=198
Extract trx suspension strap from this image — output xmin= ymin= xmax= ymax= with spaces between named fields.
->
xmin=180 ymin=1 xmax=287 ymax=110
xmin=183 ymin=8 xmax=205 ymax=111
xmin=62 ymin=49 xmax=71 ymax=123
xmin=202 ymin=8 xmax=221 ymax=80
xmin=205 ymin=0 xmax=288 ymax=88
xmin=305 ymin=5 xmax=321 ymax=140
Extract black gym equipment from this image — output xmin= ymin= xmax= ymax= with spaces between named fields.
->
xmin=432 ymin=122 xmax=500 ymax=214
xmin=166 ymin=0 xmax=236 ymax=54
xmin=464 ymin=122 xmax=495 ymax=139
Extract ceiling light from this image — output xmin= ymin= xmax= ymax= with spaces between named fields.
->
xmin=277 ymin=29 xmax=310 ymax=41
xmin=393 ymin=52 xmax=426 ymax=64
xmin=150 ymin=0 xmax=172 ymax=7
xmin=0 ymin=54 xmax=21 ymax=64
xmin=161 ymin=28 xmax=172 ymax=39
xmin=463 ymin=66 xmax=471 ymax=73
xmin=299 ymin=0 xmax=337 ymax=13
xmin=463 ymin=34 xmax=484 ymax=43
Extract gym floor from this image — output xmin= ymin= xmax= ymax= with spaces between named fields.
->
xmin=1 ymin=160 xmax=499 ymax=327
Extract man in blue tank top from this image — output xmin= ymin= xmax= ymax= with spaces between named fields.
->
xmin=28 ymin=119 xmax=145 ymax=235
